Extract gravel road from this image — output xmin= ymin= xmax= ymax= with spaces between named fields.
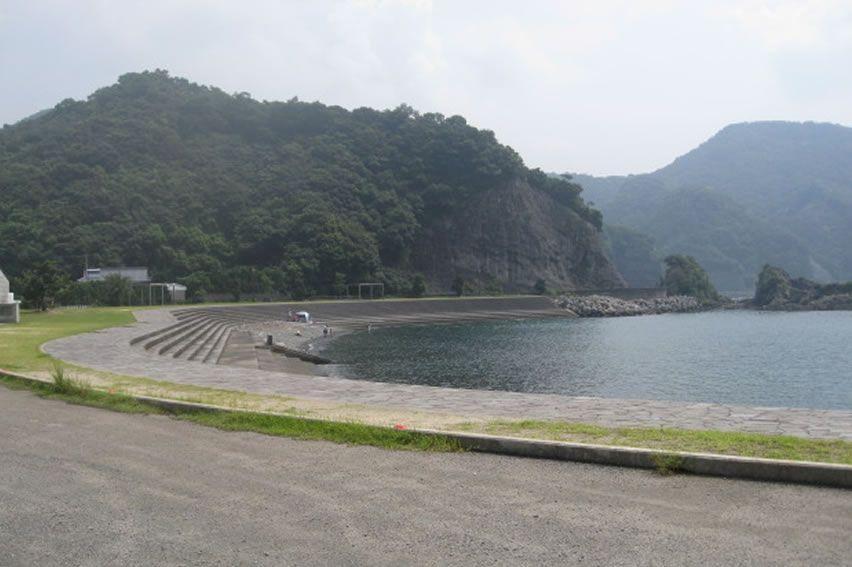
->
xmin=1 ymin=386 xmax=849 ymax=566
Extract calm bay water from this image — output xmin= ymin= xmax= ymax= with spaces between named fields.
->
xmin=322 ymin=311 xmax=852 ymax=410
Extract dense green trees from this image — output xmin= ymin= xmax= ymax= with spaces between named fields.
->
xmin=0 ymin=71 xmax=603 ymax=299
xmin=64 ymin=278 xmax=134 ymax=307
xmin=409 ymin=274 xmax=426 ymax=298
xmin=661 ymin=255 xmax=722 ymax=304
xmin=100 ymin=275 xmax=134 ymax=306
xmin=451 ymin=276 xmax=466 ymax=297
xmin=14 ymin=262 xmax=141 ymax=308
xmin=16 ymin=261 xmax=70 ymax=310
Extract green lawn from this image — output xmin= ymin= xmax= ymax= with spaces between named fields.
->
xmin=0 ymin=308 xmax=136 ymax=372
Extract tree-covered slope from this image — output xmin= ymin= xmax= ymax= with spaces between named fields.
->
xmin=0 ymin=71 xmax=621 ymax=297
xmin=617 ymin=188 xmax=812 ymax=291
xmin=573 ymin=121 xmax=852 ymax=290
xmin=602 ymin=225 xmax=661 ymax=288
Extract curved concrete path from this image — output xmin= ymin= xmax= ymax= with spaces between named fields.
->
xmin=43 ymin=308 xmax=852 ymax=440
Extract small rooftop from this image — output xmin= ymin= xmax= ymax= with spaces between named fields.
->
xmin=79 ymin=267 xmax=151 ymax=283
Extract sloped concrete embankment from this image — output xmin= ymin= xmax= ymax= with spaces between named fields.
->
xmin=126 ymin=296 xmax=575 ymax=367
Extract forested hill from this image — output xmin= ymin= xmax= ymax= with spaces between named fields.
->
xmin=575 ymin=121 xmax=852 ymax=291
xmin=0 ymin=70 xmax=622 ymax=298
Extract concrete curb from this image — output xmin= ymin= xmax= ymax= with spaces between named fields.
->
xmin=421 ymin=429 xmax=852 ymax=488
xmin=2 ymin=368 xmax=850 ymax=489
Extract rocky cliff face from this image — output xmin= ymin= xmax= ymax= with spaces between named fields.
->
xmin=413 ymin=178 xmax=625 ymax=292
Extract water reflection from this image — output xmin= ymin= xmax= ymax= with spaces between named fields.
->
xmin=323 ymin=311 xmax=852 ymax=410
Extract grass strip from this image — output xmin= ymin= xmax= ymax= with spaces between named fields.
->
xmin=0 ymin=372 xmax=462 ymax=453
xmin=0 ymin=372 xmax=165 ymax=415
xmin=459 ymin=419 xmax=852 ymax=465
xmin=177 ymin=410 xmax=461 ymax=451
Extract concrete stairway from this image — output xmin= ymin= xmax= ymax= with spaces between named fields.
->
xmin=129 ymin=309 xmax=277 ymax=365
xmin=129 ymin=296 xmax=572 ymax=365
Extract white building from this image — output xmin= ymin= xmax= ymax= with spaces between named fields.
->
xmin=0 ymin=267 xmax=21 ymax=323
xmin=164 ymin=283 xmax=187 ymax=303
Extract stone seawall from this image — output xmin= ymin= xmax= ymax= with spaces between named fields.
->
xmin=565 ymin=288 xmax=668 ymax=300
xmin=556 ymin=294 xmax=701 ymax=317
xmin=198 ymin=296 xmax=572 ymax=330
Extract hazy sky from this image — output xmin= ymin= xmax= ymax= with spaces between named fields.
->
xmin=1 ymin=0 xmax=850 ymax=175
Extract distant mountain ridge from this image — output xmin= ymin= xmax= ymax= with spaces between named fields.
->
xmin=574 ymin=121 xmax=852 ymax=290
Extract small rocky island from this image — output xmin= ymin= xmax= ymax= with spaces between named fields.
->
xmin=752 ymin=265 xmax=852 ymax=311
xmin=557 ymin=261 xmax=852 ymax=318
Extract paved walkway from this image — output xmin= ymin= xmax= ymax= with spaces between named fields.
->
xmin=4 ymin=388 xmax=850 ymax=566
xmin=42 ymin=309 xmax=852 ymax=440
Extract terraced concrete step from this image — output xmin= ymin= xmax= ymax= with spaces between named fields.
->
xmin=139 ymin=314 xmax=236 ymax=350
xmin=174 ymin=320 xmax=227 ymax=359
xmin=129 ymin=314 xmax=203 ymax=345
xmin=141 ymin=318 xmax=209 ymax=350
xmin=204 ymin=328 xmax=232 ymax=364
xmin=188 ymin=322 xmax=231 ymax=362
xmin=161 ymin=319 xmax=220 ymax=357
xmin=176 ymin=308 xmax=276 ymax=324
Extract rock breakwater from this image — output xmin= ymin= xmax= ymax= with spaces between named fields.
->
xmin=556 ymin=294 xmax=701 ymax=317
